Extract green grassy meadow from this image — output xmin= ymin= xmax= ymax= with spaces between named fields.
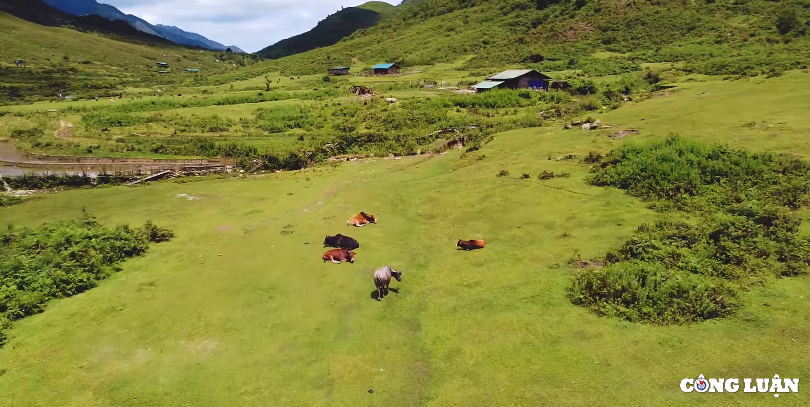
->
xmin=3 ymin=0 xmax=810 ymax=402
xmin=1 ymin=71 xmax=810 ymax=405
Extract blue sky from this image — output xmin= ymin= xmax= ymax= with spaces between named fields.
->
xmin=102 ymin=0 xmax=400 ymax=52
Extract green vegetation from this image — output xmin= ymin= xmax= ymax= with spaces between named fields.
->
xmin=0 ymin=212 xmax=173 ymax=345
xmin=2 ymin=85 xmax=810 ymax=402
xmin=0 ymin=194 xmax=22 ymax=207
xmin=0 ymin=10 xmax=259 ymax=104
xmin=570 ymin=136 xmax=810 ymax=324
xmin=2 ymin=0 xmax=810 ymax=404
xmin=3 ymin=173 xmax=135 ymax=190
xmin=3 ymin=74 xmax=661 ymax=165
xmin=249 ymin=0 xmax=810 ymax=78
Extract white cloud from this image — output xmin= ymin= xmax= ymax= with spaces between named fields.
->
xmin=103 ymin=0 xmax=399 ymax=52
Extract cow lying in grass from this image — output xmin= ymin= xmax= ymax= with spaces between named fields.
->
xmin=373 ymin=265 xmax=402 ymax=301
xmin=323 ymin=248 xmax=355 ymax=264
xmin=323 ymin=234 xmax=359 ymax=250
xmin=347 ymin=212 xmax=377 ymax=227
xmin=457 ymin=239 xmax=486 ymax=250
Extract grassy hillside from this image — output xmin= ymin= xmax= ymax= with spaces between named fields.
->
xmin=0 ymin=9 xmax=261 ymax=103
xmin=257 ymin=1 xmax=401 ymax=59
xmin=1 ymin=72 xmax=809 ymax=405
xmin=253 ymin=0 xmax=810 ymax=76
xmin=0 ymin=0 xmax=173 ymax=45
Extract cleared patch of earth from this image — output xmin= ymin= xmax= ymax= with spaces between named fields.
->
xmin=55 ymin=121 xmax=74 ymax=139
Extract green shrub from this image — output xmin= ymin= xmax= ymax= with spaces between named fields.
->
xmin=569 ymin=261 xmax=739 ymax=324
xmin=571 ymin=136 xmax=810 ymax=324
xmin=0 ymin=314 xmax=10 ymax=346
xmin=538 ymin=170 xmax=555 ymax=180
xmin=0 ymin=216 xmax=174 ymax=345
xmin=583 ymin=151 xmax=603 ymax=164
xmin=0 ymin=194 xmax=22 ymax=207
xmin=140 ymin=220 xmax=175 ymax=243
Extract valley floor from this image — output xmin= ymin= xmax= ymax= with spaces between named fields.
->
xmin=1 ymin=72 xmax=810 ymax=406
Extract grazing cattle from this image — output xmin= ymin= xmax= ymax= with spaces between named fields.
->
xmin=323 ymin=234 xmax=359 ymax=250
xmin=323 ymin=248 xmax=355 ymax=264
xmin=373 ymin=266 xmax=403 ymax=301
xmin=457 ymin=239 xmax=486 ymax=250
xmin=347 ymin=212 xmax=378 ymax=227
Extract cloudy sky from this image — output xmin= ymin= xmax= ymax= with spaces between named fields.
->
xmin=102 ymin=0 xmax=400 ymax=52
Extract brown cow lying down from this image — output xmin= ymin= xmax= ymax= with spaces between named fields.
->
xmin=347 ymin=212 xmax=377 ymax=227
xmin=457 ymin=239 xmax=485 ymax=250
xmin=323 ymin=248 xmax=355 ymax=264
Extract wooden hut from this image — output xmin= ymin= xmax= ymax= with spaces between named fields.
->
xmin=328 ymin=67 xmax=350 ymax=76
xmin=372 ymin=63 xmax=400 ymax=76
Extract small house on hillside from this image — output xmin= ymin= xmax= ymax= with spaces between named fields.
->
xmin=372 ymin=63 xmax=400 ymax=75
xmin=157 ymin=62 xmax=169 ymax=68
xmin=472 ymin=69 xmax=551 ymax=93
xmin=186 ymin=68 xmax=200 ymax=73
xmin=328 ymin=67 xmax=350 ymax=76
xmin=158 ymin=70 xmax=171 ymax=74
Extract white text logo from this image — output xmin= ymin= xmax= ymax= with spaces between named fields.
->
xmin=681 ymin=374 xmax=799 ymax=398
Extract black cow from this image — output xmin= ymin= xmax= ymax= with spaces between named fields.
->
xmin=323 ymin=234 xmax=359 ymax=250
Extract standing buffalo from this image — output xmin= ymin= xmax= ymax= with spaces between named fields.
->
xmin=457 ymin=239 xmax=485 ymax=250
xmin=373 ymin=265 xmax=402 ymax=301
xmin=323 ymin=234 xmax=359 ymax=250
xmin=347 ymin=212 xmax=377 ymax=227
xmin=323 ymin=248 xmax=355 ymax=264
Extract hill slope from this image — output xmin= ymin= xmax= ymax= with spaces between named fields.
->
xmin=0 ymin=6 xmax=258 ymax=102
xmin=254 ymin=0 xmax=809 ymax=76
xmin=40 ymin=0 xmax=239 ymax=51
xmin=257 ymin=1 xmax=400 ymax=59
xmin=0 ymin=0 xmax=181 ymax=45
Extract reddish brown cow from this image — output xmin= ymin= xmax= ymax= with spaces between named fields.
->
xmin=322 ymin=248 xmax=355 ymax=264
xmin=457 ymin=239 xmax=486 ymax=251
xmin=347 ymin=212 xmax=377 ymax=227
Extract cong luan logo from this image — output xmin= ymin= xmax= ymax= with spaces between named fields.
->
xmin=681 ymin=374 xmax=799 ymax=397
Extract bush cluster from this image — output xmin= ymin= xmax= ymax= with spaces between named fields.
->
xmin=0 ymin=194 xmax=22 ymax=207
xmin=0 ymin=214 xmax=174 ymax=345
xmin=569 ymin=136 xmax=810 ymax=324
xmin=4 ymin=173 xmax=134 ymax=190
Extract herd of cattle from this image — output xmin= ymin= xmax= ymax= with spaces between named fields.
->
xmin=321 ymin=211 xmax=486 ymax=301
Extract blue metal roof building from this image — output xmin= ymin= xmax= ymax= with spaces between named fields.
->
xmin=372 ymin=63 xmax=400 ymax=75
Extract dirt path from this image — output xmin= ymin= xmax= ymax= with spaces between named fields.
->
xmin=55 ymin=121 xmax=74 ymax=139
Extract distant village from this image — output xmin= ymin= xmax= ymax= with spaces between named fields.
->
xmin=328 ymin=62 xmax=555 ymax=93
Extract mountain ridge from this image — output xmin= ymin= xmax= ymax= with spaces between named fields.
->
xmin=257 ymin=1 xmax=400 ymax=59
xmin=40 ymin=0 xmax=240 ymax=51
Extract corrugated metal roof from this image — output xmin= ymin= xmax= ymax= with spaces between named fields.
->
xmin=372 ymin=63 xmax=397 ymax=69
xmin=186 ymin=69 xmax=199 ymax=72
xmin=472 ymin=80 xmax=505 ymax=89
xmin=329 ymin=67 xmax=350 ymax=70
xmin=486 ymin=69 xmax=548 ymax=80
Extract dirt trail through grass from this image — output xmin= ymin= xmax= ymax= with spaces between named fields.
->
xmin=54 ymin=120 xmax=74 ymax=140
